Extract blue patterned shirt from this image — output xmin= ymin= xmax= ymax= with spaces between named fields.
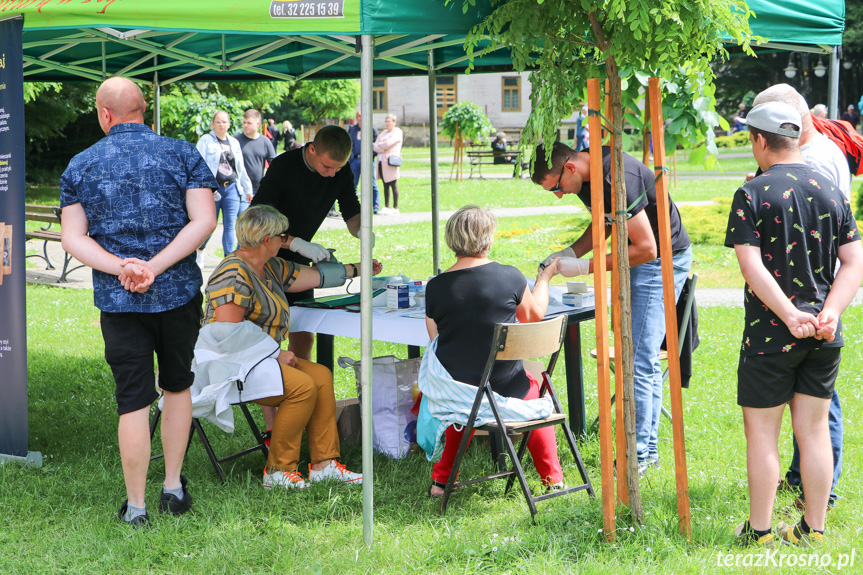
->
xmin=60 ymin=123 xmax=218 ymax=313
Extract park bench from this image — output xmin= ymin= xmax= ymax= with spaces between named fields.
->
xmin=465 ymin=149 xmax=529 ymax=179
xmin=25 ymin=204 xmax=85 ymax=282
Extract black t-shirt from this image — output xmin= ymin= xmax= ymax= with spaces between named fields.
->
xmin=252 ymin=144 xmax=361 ymax=265
xmin=235 ymin=133 xmax=277 ymax=192
xmin=577 ymin=147 xmax=690 ymax=254
xmin=425 ymin=262 xmax=530 ymax=399
xmin=724 ymin=163 xmax=859 ymax=356
xmin=215 ymin=137 xmax=236 ymax=186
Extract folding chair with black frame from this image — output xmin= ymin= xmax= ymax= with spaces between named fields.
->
xmin=438 ymin=314 xmax=595 ymax=523
xmin=589 ymin=273 xmax=698 ymax=431
xmin=150 ymin=400 xmax=269 ymax=485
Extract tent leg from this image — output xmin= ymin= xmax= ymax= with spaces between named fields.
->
xmin=153 ymin=57 xmax=161 ymax=135
xmin=828 ymin=46 xmax=839 ymax=120
xmin=359 ymin=33 xmax=375 ymax=547
xmin=428 ymin=50 xmax=440 ymax=276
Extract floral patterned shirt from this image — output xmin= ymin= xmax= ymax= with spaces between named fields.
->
xmin=724 ymin=163 xmax=859 ymax=355
xmin=60 ymin=123 xmax=217 ymax=313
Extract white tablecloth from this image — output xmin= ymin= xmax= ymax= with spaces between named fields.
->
xmin=290 ymin=306 xmax=431 ymax=347
xmin=290 ymin=301 xmax=588 ymax=349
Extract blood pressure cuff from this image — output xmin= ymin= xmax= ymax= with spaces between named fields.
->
xmin=317 ymin=260 xmax=347 ymax=288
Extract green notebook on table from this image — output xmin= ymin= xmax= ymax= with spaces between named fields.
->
xmin=294 ymin=288 xmax=386 ymax=309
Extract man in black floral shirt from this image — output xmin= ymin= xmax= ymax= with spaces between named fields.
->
xmin=725 ymin=101 xmax=863 ymax=547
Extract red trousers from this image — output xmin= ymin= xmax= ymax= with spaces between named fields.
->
xmin=431 ymin=371 xmax=563 ymax=486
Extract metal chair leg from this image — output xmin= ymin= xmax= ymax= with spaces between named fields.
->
xmin=505 ymin=430 xmax=532 ymax=494
xmin=439 ymin=423 xmax=474 ymax=516
xmin=192 ymin=418 xmax=227 ymax=484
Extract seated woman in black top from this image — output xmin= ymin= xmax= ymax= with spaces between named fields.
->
xmin=425 ymin=205 xmax=562 ymax=497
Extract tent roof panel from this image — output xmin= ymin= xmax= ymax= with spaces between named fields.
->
xmin=7 ymin=0 xmax=846 ymax=82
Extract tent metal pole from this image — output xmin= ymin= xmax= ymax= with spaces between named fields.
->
xmin=153 ymin=57 xmax=161 ymax=135
xmin=359 ymin=33 xmax=375 ymax=547
xmin=428 ymin=49 xmax=440 ymax=275
xmin=828 ymin=46 xmax=839 ymax=120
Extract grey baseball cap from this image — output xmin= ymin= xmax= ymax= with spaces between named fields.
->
xmin=745 ymin=102 xmax=802 ymax=138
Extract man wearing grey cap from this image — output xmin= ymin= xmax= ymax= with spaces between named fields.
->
xmin=725 ymin=101 xmax=863 ymax=547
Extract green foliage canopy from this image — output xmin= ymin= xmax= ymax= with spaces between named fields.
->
xmin=292 ymin=79 xmax=360 ymax=124
xmin=456 ymin=0 xmax=756 ymax=164
xmin=439 ymin=101 xmax=495 ymax=141
xmin=159 ymin=89 xmax=252 ymax=141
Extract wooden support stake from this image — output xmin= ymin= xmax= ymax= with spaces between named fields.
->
xmin=648 ymin=77 xmax=691 ymax=538
xmin=587 ymin=78 xmax=615 ymax=542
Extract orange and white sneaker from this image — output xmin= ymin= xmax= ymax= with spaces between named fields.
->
xmin=263 ymin=468 xmax=308 ymax=490
xmin=308 ymin=460 xmax=363 ymax=485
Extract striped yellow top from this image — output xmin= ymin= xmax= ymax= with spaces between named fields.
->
xmin=203 ymin=255 xmax=301 ymax=343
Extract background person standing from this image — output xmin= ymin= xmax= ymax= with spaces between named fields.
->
xmin=235 ymin=109 xmax=277 ymax=195
xmin=348 ymin=109 xmax=380 ymax=214
xmin=374 ymin=113 xmax=403 ymax=215
xmin=196 ymin=111 xmax=253 ymax=257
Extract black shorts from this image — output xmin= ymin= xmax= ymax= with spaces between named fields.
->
xmin=100 ymin=293 xmax=203 ymax=415
xmin=737 ymin=346 xmax=841 ymax=408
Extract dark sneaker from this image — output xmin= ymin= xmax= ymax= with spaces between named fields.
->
xmin=159 ymin=475 xmax=192 ymax=516
xmin=118 ymin=500 xmax=150 ymax=528
xmin=777 ymin=520 xmax=825 ymax=548
xmin=734 ymin=521 xmax=775 ymax=548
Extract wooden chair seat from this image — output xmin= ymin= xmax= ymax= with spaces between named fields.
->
xmin=481 ymin=413 xmax=568 ymax=433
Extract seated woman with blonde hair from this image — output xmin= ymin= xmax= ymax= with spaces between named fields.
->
xmin=201 ymin=204 xmax=381 ymax=489
xmin=422 ymin=205 xmax=562 ymax=497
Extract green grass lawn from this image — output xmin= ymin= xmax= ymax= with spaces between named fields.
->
xmin=3 ymin=285 xmax=863 ymax=573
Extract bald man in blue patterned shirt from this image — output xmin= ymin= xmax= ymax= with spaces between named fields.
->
xmin=60 ymin=77 xmax=217 ymax=527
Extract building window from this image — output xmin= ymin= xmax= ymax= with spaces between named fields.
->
xmin=502 ymin=77 xmax=521 ymax=112
xmin=436 ymin=75 xmax=457 ymax=118
xmin=373 ymin=79 xmax=387 ymax=112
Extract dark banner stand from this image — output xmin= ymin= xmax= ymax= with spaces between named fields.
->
xmin=0 ymin=16 xmax=40 ymax=468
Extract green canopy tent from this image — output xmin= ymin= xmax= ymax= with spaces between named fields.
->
xmin=2 ymin=0 xmax=845 ymax=544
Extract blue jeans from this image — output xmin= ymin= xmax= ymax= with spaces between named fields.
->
xmin=786 ymin=390 xmax=842 ymax=503
xmin=631 ymin=246 xmax=692 ymax=462
xmin=351 ymin=157 xmax=380 ymax=211
xmin=215 ymin=183 xmax=248 ymax=256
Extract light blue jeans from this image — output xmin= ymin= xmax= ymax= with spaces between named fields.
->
xmin=215 ymin=182 xmax=248 ymax=255
xmin=630 ymin=246 xmax=692 ymax=462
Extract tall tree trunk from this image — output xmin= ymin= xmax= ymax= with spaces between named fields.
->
xmin=606 ymin=55 xmax=644 ymax=525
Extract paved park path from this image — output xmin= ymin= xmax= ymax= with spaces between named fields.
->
xmin=30 ymin=202 xmax=863 ymax=308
